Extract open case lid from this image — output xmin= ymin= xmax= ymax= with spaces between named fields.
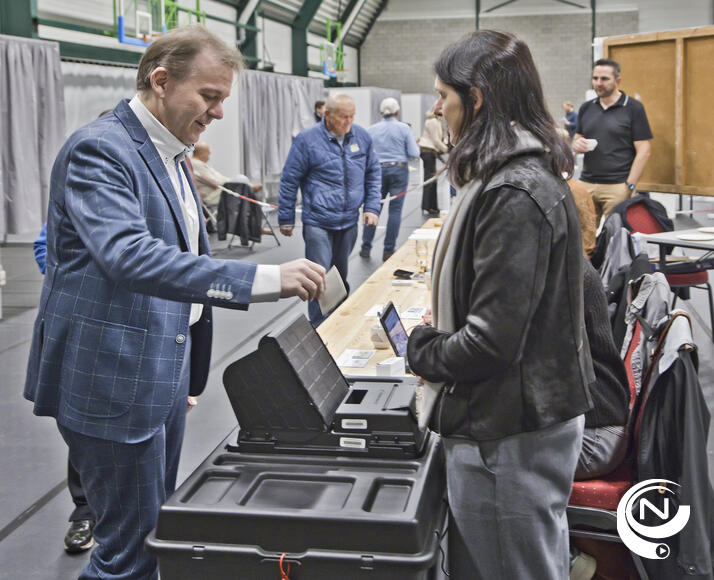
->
xmin=223 ymin=314 xmax=350 ymax=432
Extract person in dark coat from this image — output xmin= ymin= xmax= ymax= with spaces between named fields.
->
xmin=407 ymin=30 xmax=593 ymax=579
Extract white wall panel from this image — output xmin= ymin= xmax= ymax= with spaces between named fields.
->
xmin=400 ymin=94 xmax=425 ymax=140
xmin=61 ymin=62 xmax=137 ymax=136
xmin=38 ymin=0 xmax=114 ymax=26
xmin=38 ymin=1 xmax=237 ymax=50
xmin=328 ymin=87 xmax=372 ymax=128
xmin=342 ymin=45 xmax=359 ymax=84
xmin=200 ymin=87 xmax=243 ymax=179
xmin=257 ymin=17 xmax=292 ymax=74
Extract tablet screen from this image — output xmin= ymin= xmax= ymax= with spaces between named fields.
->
xmin=380 ymin=302 xmax=408 ymax=359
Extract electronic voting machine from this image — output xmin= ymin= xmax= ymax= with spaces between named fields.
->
xmin=223 ymin=314 xmax=427 ymax=458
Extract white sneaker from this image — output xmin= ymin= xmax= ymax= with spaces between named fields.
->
xmin=570 ymin=547 xmax=596 ymax=580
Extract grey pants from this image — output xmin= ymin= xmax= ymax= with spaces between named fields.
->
xmin=444 ymin=415 xmax=585 ymax=580
xmin=576 ymin=424 xmax=627 ymax=480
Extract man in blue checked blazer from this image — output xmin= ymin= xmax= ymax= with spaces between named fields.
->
xmin=24 ymin=26 xmax=325 ymax=580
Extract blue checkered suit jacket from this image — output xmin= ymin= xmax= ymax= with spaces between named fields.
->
xmin=24 ymin=100 xmax=256 ymax=444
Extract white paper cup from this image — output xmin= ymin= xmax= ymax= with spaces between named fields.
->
xmin=370 ymin=323 xmax=390 ymax=349
xmin=585 ymin=138 xmax=598 ymax=152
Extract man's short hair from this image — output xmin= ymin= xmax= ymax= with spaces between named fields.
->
xmin=137 ymin=25 xmax=243 ymax=92
xmin=380 ymin=97 xmax=400 ymax=117
xmin=326 ymin=94 xmax=355 ymax=113
xmin=314 ymin=99 xmax=325 ymax=110
xmin=593 ymin=58 xmax=621 ymax=77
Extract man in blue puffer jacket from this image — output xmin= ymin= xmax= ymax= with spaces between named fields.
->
xmin=279 ymin=93 xmax=382 ymax=325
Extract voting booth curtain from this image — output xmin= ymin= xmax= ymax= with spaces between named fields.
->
xmin=238 ymin=70 xmax=325 ymax=186
xmin=367 ymin=87 xmax=401 ymax=126
xmin=0 ymin=35 xmax=65 ymax=236
xmin=61 ymin=61 xmax=136 ymax=138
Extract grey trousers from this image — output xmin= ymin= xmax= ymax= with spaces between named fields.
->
xmin=575 ymin=424 xmax=627 ymax=480
xmin=444 ymin=415 xmax=585 ymax=580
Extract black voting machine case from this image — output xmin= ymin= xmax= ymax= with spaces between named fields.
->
xmin=147 ymin=315 xmax=446 ymax=579
xmin=146 ymin=428 xmax=446 ymax=580
xmin=222 ymin=314 xmax=427 ymax=458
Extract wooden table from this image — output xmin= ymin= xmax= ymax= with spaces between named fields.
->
xmin=318 ymin=219 xmax=442 ymax=376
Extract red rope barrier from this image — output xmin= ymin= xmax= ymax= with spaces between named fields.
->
xmin=195 ymin=168 xmax=448 ymax=211
xmin=279 ymin=553 xmax=291 ymax=580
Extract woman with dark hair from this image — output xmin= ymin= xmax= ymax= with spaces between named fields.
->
xmin=407 ymin=30 xmax=593 ymax=579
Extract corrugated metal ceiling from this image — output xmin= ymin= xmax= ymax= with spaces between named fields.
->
xmin=257 ymin=0 xmax=385 ymax=46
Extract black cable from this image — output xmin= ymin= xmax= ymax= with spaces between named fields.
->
xmin=437 ymin=502 xmax=450 ymax=578
xmin=436 ymin=525 xmax=450 ymax=577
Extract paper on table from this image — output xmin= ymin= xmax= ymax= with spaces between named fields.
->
xmin=401 ymin=306 xmax=428 ymax=320
xmin=318 ymin=266 xmax=348 ymax=314
xmin=364 ymin=303 xmax=384 ymax=318
xmin=335 ymin=349 xmax=375 ymax=368
xmin=409 ymin=228 xmax=440 ymax=240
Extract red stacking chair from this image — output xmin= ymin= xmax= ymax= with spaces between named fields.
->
xmin=568 ymin=319 xmax=649 ymax=579
xmin=625 ymin=201 xmax=714 ymax=341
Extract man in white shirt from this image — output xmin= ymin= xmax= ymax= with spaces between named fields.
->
xmin=24 ymin=25 xmax=325 ymax=580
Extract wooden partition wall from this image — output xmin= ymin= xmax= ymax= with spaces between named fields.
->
xmin=604 ymin=26 xmax=714 ymax=196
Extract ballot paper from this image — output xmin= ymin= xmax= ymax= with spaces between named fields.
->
xmin=335 ymin=349 xmax=375 ymax=368
xmin=318 ymin=266 xmax=348 ymax=314
xmin=408 ymin=228 xmax=440 ymax=240
xmin=400 ymin=306 xmax=428 ymax=320
xmin=364 ymin=303 xmax=384 ymax=318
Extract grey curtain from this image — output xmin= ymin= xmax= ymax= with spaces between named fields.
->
xmin=0 ymin=35 xmax=65 ymax=236
xmin=367 ymin=87 xmax=401 ymax=125
xmin=61 ymin=62 xmax=137 ymax=137
xmin=239 ymin=70 xmax=325 ymax=184
xmin=422 ymin=93 xmax=438 ymax=117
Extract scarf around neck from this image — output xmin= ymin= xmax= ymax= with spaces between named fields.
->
xmin=419 ymin=126 xmax=547 ymax=427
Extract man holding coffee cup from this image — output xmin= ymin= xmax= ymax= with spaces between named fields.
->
xmin=572 ymin=58 xmax=652 ymax=225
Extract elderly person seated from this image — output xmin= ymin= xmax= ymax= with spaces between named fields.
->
xmin=191 ymin=142 xmax=261 ymax=210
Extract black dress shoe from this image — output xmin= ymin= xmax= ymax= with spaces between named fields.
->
xmin=382 ymin=251 xmax=394 ymax=262
xmin=64 ymin=519 xmax=95 ymax=554
xmin=359 ymin=250 xmax=370 ymax=258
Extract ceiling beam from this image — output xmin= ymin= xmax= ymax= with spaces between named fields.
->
xmin=0 ymin=0 xmax=38 ymax=38
xmin=238 ymin=0 xmax=263 ymax=25
xmin=483 ymin=0 xmax=518 ymax=13
xmin=358 ymin=0 xmax=387 ymax=48
xmin=340 ymin=0 xmax=367 ymax=42
xmin=292 ymin=0 xmax=323 ymax=76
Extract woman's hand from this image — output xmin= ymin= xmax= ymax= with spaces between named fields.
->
xmin=422 ymin=308 xmax=433 ymax=326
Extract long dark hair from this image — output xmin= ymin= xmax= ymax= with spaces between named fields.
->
xmin=435 ymin=30 xmax=573 ymax=187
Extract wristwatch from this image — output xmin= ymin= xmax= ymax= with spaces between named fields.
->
xmin=626 ymin=182 xmax=636 ymax=192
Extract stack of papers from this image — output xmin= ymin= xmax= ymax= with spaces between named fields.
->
xmin=363 ymin=304 xmax=427 ymax=319
xmin=408 ymin=229 xmax=440 ymax=240
xmin=336 ymin=349 xmax=375 ymax=368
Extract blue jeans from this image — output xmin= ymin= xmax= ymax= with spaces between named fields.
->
xmin=361 ymin=164 xmax=409 ymax=255
xmin=59 ymin=337 xmax=191 ymax=580
xmin=303 ymin=223 xmax=358 ymax=325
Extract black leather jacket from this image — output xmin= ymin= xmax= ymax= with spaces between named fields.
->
xmin=408 ymin=153 xmax=593 ymax=441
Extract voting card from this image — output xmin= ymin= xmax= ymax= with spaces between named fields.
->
xmin=318 ymin=266 xmax=348 ymax=314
